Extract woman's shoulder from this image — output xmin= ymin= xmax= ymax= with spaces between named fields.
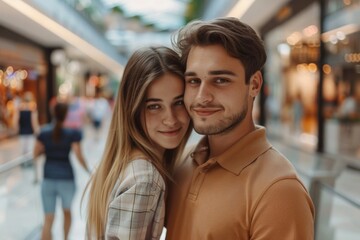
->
xmin=127 ymin=159 xmax=161 ymax=179
xmin=110 ymin=158 xmax=166 ymax=200
xmin=122 ymin=159 xmax=164 ymax=187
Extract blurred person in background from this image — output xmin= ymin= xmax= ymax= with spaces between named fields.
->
xmin=292 ymin=91 xmax=304 ymax=135
xmin=85 ymin=46 xmax=192 ymax=239
xmin=13 ymin=91 xmax=39 ymax=165
xmin=33 ymin=102 xmax=90 ymax=240
xmin=165 ymin=17 xmax=315 ymax=239
xmin=63 ymin=95 xmax=88 ymax=132
xmin=88 ymin=88 xmax=111 ymax=140
xmin=336 ymin=81 xmax=360 ymax=119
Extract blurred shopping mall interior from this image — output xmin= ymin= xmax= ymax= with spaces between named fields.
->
xmin=1 ymin=0 xmax=360 ymax=239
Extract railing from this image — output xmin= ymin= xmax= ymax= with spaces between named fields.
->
xmin=315 ymin=181 xmax=360 ymax=240
xmin=63 ymin=0 xmax=108 ymax=32
xmin=270 ymin=137 xmax=360 ymax=240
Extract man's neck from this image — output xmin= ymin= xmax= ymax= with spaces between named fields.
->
xmin=207 ymin=122 xmax=256 ymax=158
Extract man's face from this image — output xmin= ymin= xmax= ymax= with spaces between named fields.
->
xmin=184 ymin=44 xmax=254 ymax=135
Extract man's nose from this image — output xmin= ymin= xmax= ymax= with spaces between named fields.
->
xmin=196 ymin=83 xmax=213 ymax=104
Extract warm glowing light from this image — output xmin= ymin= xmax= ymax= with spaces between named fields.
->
xmin=287 ymin=32 xmax=302 ymax=45
xmin=345 ymin=53 xmax=360 ymax=63
xmin=6 ymin=66 xmax=14 ymax=75
xmin=322 ymin=24 xmax=359 ymax=42
xmin=303 ymin=25 xmax=318 ymax=37
xmin=308 ymin=63 xmax=317 ymax=72
xmin=20 ymin=70 xmax=28 ymax=80
xmin=323 ymin=64 xmax=332 ymax=74
xmin=296 ymin=64 xmax=307 ymax=72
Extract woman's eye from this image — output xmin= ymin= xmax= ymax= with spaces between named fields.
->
xmin=147 ymin=104 xmax=161 ymax=110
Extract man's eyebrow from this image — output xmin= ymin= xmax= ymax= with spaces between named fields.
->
xmin=184 ymin=71 xmax=196 ymax=77
xmin=209 ymin=70 xmax=237 ymax=76
xmin=184 ymin=70 xmax=237 ymax=77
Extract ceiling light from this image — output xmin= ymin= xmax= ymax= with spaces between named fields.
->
xmin=226 ymin=0 xmax=256 ymax=18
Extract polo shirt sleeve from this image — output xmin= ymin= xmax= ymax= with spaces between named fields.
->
xmin=251 ymin=178 xmax=315 ymax=240
xmin=105 ymin=161 xmax=165 ymax=240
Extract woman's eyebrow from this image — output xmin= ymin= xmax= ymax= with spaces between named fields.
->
xmin=145 ymin=98 xmax=162 ymax=102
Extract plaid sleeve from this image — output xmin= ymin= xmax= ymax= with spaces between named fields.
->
xmin=105 ymin=160 xmax=166 ymax=240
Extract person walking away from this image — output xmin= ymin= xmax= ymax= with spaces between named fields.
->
xmin=33 ymin=102 xmax=90 ymax=240
xmin=85 ymin=46 xmax=192 ymax=240
xmin=88 ymin=90 xmax=110 ymax=140
xmin=165 ymin=17 xmax=315 ymax=240
xmin=13 ymin=91 xmax=39 ymax=166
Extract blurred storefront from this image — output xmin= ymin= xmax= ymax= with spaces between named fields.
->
xmin=0 ymin=25 xmax=49 ymax=139
xmin=322 ymin=0 xmax=360 ymax=159
xmin=261 ymin=0 xmax=360 ymax=163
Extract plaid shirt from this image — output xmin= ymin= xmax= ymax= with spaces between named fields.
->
xmin=105 ymin=159 xmax=166 ymax=240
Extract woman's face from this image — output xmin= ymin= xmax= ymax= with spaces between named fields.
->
xmin=143 ymin=73 xmax=190 ymax=153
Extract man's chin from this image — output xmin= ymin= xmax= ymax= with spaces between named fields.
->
xmin=193 ymin=125 xmax=218 ymax=135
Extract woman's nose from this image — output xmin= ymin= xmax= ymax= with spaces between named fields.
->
xmin=162 ymin=109 xmax=178 ymax=126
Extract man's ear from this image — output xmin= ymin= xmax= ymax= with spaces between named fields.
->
xmin=249 ymin=71 xmax=263 ymax=98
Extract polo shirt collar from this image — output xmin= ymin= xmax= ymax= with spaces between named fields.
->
xmin=190 ymin=126 xmax=272 ymax=175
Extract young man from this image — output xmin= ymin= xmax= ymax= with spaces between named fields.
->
xmin=165 ymin=17 xmax=315 ymax=239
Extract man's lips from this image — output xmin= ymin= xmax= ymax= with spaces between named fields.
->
xmin=192 ymin=107 xmax=221 ymax=116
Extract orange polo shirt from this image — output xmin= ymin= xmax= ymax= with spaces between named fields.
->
xmin=165 ymin=127 xmax=314 ymax=239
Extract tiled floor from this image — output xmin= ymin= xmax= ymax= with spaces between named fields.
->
xmin=1 ymin=125 xmax=360 ymax=239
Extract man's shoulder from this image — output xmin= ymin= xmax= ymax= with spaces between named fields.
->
xmin=242 ymin=146 xmax=301 ymax=188
xmin=258 ymin=147 xmax=297 ymax=176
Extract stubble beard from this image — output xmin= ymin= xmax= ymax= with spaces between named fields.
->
xmin=193 ymin=105 xmax=248 ymax=135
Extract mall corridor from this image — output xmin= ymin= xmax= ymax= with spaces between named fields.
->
xmin=1 ymin=0 xmax=360 ymax=239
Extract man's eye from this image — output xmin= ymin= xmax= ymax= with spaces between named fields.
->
xmin=174 ymin=100 xmax=184 ymax=106
xmin=215 ymin=78 xmax=228 ymax=83
xmin=186 ymin=79 xmax=200 ymax=84
xmin=147 ymin=104 xmax=161 ymax=110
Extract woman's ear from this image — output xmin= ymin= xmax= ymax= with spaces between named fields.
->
xmin=249 ymin=71 xmax=263 ymax=98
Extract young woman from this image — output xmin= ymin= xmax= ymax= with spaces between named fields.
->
xmin=85 ymin=46 xmax=192 ymax=239
xmin=33 ymin=102 xmax=90 ymax=240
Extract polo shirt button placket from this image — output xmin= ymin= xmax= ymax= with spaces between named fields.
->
xmin=187 ymin=160 xmax=216 ymax=201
